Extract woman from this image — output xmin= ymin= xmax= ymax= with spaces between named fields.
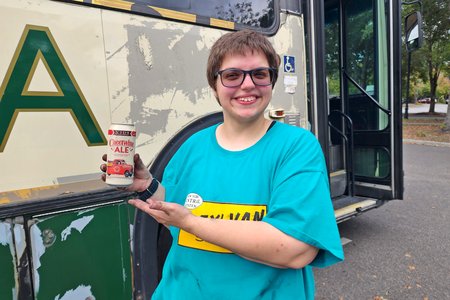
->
xmin=102 ymin=29 xmax=343 ymax=299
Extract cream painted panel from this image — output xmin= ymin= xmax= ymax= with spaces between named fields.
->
xmin=270 ymin=15 xmax=309 ymax=128
xmin=101 ymin=10 xmax=221 ymax=167
xmin=0 ymin=0 xmax=110 ymax=191
xmin=0 ymin=1 xmax=309 ymax=193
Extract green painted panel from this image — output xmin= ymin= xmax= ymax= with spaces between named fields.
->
xmin=30 ymin=203 xmax=133 ymax=300
xmin=0 ymin=221 xmax=16 ymax=300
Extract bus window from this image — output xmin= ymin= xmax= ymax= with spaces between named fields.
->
xmin=325 ymin=4 xmax=340 ymax=99
xmin=345 ymin=0 xmax=389 ymax=132
xmin=345 ymin=1 xmax=375 ymax=97
xmin=354 ymin=147 xmax=390 ymax=179
xmin=119 ymin=0 xmax=275 ymax=28
xmin=325 ymin=0 xmax=393 ymax=182
xmin=348 ymin=0 xmax=391 ymax=180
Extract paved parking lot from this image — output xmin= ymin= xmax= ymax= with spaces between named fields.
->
xmin=314 ymin=143 xmax=450 ymax=300
xmin=403 ymin=103 xmax=448 ymax=114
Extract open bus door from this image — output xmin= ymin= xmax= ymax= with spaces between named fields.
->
xmin=306 ymin=0 xmax=403 ymax=222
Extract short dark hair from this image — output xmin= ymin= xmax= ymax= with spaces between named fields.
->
xmin=206 ymin=29 xmax=280 ymax=92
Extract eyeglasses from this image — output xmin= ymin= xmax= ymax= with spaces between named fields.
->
xmin=215 ymin=67 xmax=277 ymax=88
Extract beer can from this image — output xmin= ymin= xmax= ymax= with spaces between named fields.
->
xmin=106 ymin=123 xmax=136 ymax=186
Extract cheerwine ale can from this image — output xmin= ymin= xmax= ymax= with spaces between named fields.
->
xmin=106 ymin=123 xmax=136 ymax=186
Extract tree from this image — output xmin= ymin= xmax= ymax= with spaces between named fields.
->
xmin=445 ymin=99 xmax=450 ymax=131
xmin=444 ymin=74 xmax=450 ymax=131
xmin=415 ymin=0 xmax=450 ymax=113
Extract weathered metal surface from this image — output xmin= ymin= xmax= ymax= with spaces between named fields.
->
xmin=0 ymin=180 xmax=107 ymax=206
xmin=0 ymin=221 xmax=17 ymax=299
xmin=0 ymin=2 xmax=309 ymax=299
xmin=29 ymin=203 xmax=133 ymax=299
xmin=0 ymin=0 xmax=308 ymax=194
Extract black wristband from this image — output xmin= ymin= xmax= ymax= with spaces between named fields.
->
xmin=137 ymin=178 xmax=159 ymax=201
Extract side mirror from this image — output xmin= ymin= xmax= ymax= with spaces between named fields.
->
xmin=404 ymin=11 xmax=423 ymax=52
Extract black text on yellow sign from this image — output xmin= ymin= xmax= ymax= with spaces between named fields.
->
xmin=178 ymin=202 xmax=267 ymax=253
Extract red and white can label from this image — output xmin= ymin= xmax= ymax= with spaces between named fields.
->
xmin=106 ymin=123 xmax=136 ymax=186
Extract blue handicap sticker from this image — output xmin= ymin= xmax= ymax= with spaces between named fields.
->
xmin=283 ymin=55 xmax=295 ymax=73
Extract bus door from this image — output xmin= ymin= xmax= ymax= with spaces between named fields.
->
xmin=324 ymin=0 xmax=403 ymax=212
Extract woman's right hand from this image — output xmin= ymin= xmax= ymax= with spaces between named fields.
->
xmin=100 ymin=153 xmax=152 ymax=193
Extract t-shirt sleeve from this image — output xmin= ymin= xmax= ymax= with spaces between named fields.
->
xmin=262 ymin=131 xmax=344 ymax=268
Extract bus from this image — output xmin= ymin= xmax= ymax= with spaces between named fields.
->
xmin=0 ymin=0 xmax=416 ymax=299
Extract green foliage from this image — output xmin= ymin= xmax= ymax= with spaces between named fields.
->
xmin=325 ymin=1 xmax=375 ymax=96
xmin=402 ymin=0 xmax=450 ymax=109
xmin=436 ymin=76 xmax=450 ymax=101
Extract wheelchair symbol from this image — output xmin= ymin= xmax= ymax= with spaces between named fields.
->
xmin=284 ymin=56 xmax=295 ymax=73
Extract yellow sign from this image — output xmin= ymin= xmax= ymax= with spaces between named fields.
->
xmin=178 ymin=201 xmax=267 ymax=253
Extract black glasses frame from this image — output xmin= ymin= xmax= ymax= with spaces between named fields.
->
xmin=215 ymin=67 xmax=277 ymax=88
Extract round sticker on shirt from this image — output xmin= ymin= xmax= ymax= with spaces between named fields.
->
xmin=184 ymin=193 xmax=203 ymax=209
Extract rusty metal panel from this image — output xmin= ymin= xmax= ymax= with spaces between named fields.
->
xmin=29 ymin=203 xmax=133 ymax=300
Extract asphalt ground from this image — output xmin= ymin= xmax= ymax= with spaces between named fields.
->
xmin=314 ymin=143 xmax=450 ymax=300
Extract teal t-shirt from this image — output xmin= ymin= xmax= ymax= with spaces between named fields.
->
xmin=154 ymin=122 xmax=344 ymax=299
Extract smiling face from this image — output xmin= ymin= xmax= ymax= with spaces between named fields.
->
xmin=214 ymin=50 xmax=273 ymax=125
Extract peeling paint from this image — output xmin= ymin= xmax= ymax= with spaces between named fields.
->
xmin=30 ymin=225 xmax=46 ymax=295
xmin=12 ymin=227 xmax=24 ymax=300
xmin=0 ymin=222 xmax=11 ymax=246
xmin=269 ymin=15 xmax=308 ymax=115
xmin=61 ymin=215 xmax=94 ymax=241
xmin=13 ymin=223 xmax=26 ymax=262
xmin=1 ymin=221 xmax=20 ymax=300
xmin=54 ymin=285 xmax=95 ymax=300
xmin=137 ymin=34 xmax=153 ymax=70
xmin=126 ymin=23 xmax=215 ymax=144
xmin=129 ymin=224 xmax=134 ymax=253
xmin=0 ymin=222 xmax=17 ymax=273
xmin=167 ymin=33 xmax=185 ymax=50
xmin=26 ymin=205 xmax=132 ymax=299
xmin=152 ymin=21 xmax=193 ymax=31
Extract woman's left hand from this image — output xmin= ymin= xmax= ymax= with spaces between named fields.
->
xmin=128 ymin=198 xmax=194 ymax=228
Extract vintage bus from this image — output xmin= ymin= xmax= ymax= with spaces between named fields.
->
xmin=0 ymin=0 xmax=414 ymax=298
